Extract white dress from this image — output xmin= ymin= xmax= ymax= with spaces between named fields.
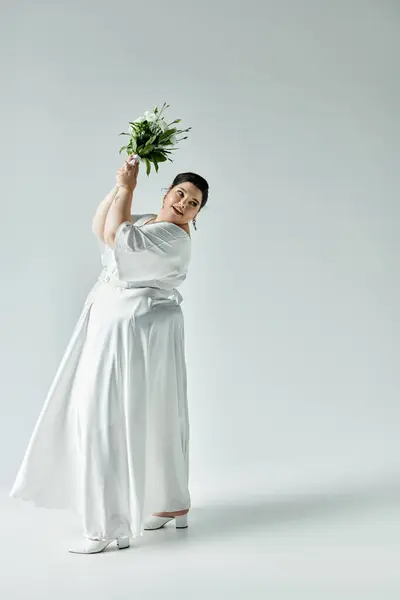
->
xmin=9 ymin=213 xmax=192 ymax=541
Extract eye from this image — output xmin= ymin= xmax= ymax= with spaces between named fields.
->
xmin=178 ymin=190 xmax=184 ymax=196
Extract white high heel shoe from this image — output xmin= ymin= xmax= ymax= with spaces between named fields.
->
xmin=68 ymin=536 xmax=130 ymax=554
xmin=143 ymin=513 xmax=189 ymax=530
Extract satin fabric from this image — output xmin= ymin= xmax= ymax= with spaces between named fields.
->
xmin=9 ymin=214 xmax=192 ymax=540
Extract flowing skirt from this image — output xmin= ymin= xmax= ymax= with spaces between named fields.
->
xmin=9 ymin=280 xmax=191 ymax=540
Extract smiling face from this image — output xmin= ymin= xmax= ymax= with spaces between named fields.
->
xmin=161 ymin=181 xmax=203 ymax=225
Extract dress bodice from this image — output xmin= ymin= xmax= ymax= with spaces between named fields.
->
xmin=95 ymin=213 xmax=192 ymax=296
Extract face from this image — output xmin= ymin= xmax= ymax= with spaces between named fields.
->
xmin=161 ymin=181 xmax=202 ymax=225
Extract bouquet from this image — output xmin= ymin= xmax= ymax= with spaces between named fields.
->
xmin=118 ymin=102 xmax=191 ymax=176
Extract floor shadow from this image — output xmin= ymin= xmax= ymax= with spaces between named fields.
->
xmin=140 ymin=474 xmax=400 ymax=548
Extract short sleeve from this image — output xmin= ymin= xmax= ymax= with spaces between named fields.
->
xmin=129 ymin=214 xmax=143 ymax=225
xmin=114 ymin=220 xmax=180 ymax=254
xmin=113 ymin=220 xmax=190 ymax=284
xmin=95 ymin=214 xmax=143 ymax=256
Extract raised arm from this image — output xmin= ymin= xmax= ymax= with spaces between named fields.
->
xmin=91 ymin=184 xmax=120 ymax=241
xmin=104 ymin=157 xmax=139 ymax=248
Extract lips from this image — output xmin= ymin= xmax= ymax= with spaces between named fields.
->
xmin=172 ymin=206 xmax=183 ymax=216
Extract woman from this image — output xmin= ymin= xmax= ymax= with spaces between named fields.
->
xmin=9 ymin=155 xmax=209 ymax=554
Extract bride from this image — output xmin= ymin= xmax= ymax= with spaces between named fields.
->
xmin=9 ymin=155 xmax=209 ymax=554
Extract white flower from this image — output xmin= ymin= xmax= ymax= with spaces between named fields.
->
xmin=170 ymin=134 xmax=177 ymax=144
xmin=144 ymin=111 xmax=158 ymax=123
xmin=133 ymin=116 xmax=145 ymax=123
xmin=157 ymin=119 xmax=168 ymax=132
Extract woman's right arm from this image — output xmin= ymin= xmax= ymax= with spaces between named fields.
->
xmin=92 ymin=154 xmax=138 ymax=241
xmin=92 ymin=184 xmax=120 ymax=241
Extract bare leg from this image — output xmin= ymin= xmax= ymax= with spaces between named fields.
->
xmin=153 ymin=509 xmax=189 ymax=517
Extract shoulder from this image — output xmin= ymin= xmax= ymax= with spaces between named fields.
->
xmin=130 ymin=213 xmax=155 ymax=225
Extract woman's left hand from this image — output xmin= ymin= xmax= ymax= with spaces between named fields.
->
xmin=116 ymin=156 xmax=139 ymax=192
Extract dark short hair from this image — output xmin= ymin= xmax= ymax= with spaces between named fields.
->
xmin=170 ymin=172 xmax=209 ymax=210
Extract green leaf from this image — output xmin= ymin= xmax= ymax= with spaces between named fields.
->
xmin=144 ymin=158 xmax=151 ymax=176
xmin=152 ymin=151 xmax=168 ymax=162
xmin=159 ymin=128 xmax=177 ymax=142
xmin=141 ymin=144 xmax=154 ymax=157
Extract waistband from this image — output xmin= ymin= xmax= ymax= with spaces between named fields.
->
xmin=98 ymin=273 xmax=183 ymax=305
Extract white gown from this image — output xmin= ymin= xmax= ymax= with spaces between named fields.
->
xmin=9 ymin=213 xmax=192 ymax=541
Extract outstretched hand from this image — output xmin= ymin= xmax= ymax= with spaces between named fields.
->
xmin=116 ymin=154 xmax=139 ymax=192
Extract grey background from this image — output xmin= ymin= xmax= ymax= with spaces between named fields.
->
xmin=1 ymin=0 xmax=399 ymax=507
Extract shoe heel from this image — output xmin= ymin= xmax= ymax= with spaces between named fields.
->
xmin=116 ymin=537 xmax=130 ymax=549
xmin=175 ymin=514 xmax=188 ymax=529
